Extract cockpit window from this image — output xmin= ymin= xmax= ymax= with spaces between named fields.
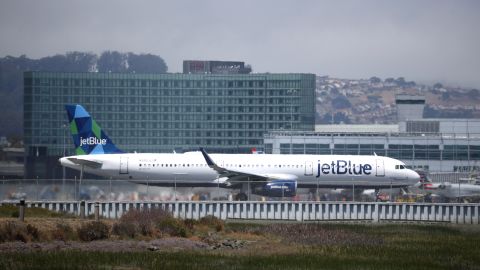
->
xmin=395 ymin=165 xmax=406 ymax=169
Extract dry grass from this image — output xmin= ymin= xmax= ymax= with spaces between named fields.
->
xmin=1 ymin=205 xmax=479 ymax=269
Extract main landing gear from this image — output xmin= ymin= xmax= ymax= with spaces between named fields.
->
xmin=235 ymin=193 xmax=248 ymax=201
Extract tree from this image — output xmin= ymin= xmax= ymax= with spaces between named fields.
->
xmin=127 ymin=53 xmax=167 ymax=73
xmin=433 ymin=82 xmax=443 ymax=90
xmin=369 ymin=76 xmax=381 ymax=84
xmin=97 ymin=51 xmax=127 ymax=73
xmin=468 ymin=89 xmax=479 ymax=99
xmin=395 ymin=77 xmax=406 ymax=86
xmin=331 ymin=95 xmax=351 ymax=109
xmin=385 ymin=77 xmax=395 ymax=84
xmin=405 ymin=81 xmax=416 ymax=88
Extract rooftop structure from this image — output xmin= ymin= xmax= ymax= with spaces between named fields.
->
xmin=183 ymin=60 xmax=252 ymax=74
xmin=395 ymin=94 xmax=426 ymax=121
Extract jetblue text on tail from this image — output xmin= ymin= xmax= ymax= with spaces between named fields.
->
xmin=79 ymin=137 xmax=107 ymax=147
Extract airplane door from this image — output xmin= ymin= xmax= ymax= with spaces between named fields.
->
xmin=120 ymin=156 xmax=129 ymax=174
xmin=304 ymin=161 xmax=313 ymax=176
xmin=375 ymin=159 xmax=384 ymax=177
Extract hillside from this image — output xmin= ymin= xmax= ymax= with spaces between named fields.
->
xmin=316 ymin=77 xmax=480 ymax=124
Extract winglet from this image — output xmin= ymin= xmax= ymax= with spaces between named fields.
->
xmin=200 ymin=148 xmax=216 ymax=167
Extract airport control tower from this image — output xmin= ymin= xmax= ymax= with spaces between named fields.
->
xmin=395 ymin=94 xmax=426 ymax=121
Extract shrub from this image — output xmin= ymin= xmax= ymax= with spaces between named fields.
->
xmin=0 ymin=221 xmax=35 ymax=242
xmin=112 ymin=222 xmax=137 ymax=238
xmin=0 ymin=205 xmax=18 ymax=218
xmin=52 ymin=222 xmax=75 ymax=241
xmin=157 ymin=217 xmax=189 ymax=237
xmin=112 ymin=207 xmax=181 ymax=238
xmin=199 ymin=215 xmax=225 ymax=232
xmin=11 ymin=210 xmax=19 ymax=218
xmin=26 ymin=224 xmax=40 ymax=241
xmin=183 ymin=219 xmax=198 ymax=231
xmin=77 ymin=221 xmax=110 ymax=241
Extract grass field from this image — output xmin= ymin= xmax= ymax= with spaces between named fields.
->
xmin=1 ymin=205 xmax=479 ymax=269
xmin=1 ymin=222 xmax=479 ymax=270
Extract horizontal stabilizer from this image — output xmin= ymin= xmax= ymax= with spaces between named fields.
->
xmin=67 ymin=157 xmax=103 ymax=168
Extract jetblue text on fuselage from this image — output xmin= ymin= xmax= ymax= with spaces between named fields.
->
xmin=316 ymin=160 xmax=372 ymax=177
xmin=80 ymin=137 xmax=107 ymax=147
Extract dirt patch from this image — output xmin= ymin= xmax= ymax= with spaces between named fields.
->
xmin=0 ymin=238 xmax=209 ymax=253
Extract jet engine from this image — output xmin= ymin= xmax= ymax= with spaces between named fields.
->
xmin=438 ymin=183 xmax=451 ymax=189
xmin=253 ymin=180 xmax=297 ymax=197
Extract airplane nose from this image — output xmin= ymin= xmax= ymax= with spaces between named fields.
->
xmin=410 ymin=170 xmax=421 ymax=183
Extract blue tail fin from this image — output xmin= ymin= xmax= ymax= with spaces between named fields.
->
xmin=65 ymin=105 xmax=123 ymax=155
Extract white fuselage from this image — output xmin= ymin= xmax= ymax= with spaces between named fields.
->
xmin=423 ymin=182 xmax=480 ymax=199
xmin=60 ymin=152 xmax=420 ymax=188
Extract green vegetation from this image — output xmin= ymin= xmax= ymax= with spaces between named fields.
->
xmin=77 ymin=221 xmax=110 ymax=241
xmin=0 ymin=225 xmax=479 ymax=270
xmin=0 ymin=204 xmax=74 ymax=218
xmin=0 ymin=205 xmax=479 ymax=269
xmin=0 ymin=221 xmax=41 ymax=242
xmin=111 ymin=207 xmax=194 ymax=238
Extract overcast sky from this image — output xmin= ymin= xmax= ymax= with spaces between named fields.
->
xmin=1 ymin=0 xmax=479 ymax=88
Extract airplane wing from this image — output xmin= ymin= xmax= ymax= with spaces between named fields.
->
xmin=67 ymin=157 xmax=103 ymax=169
xmin=199 ymin=148 xmax=297 ymax=185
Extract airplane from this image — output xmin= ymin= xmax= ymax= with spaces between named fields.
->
xmin=418 ymin=180 xmax=480 ymax=203
xmin=59 ymin=104 xmax=420 ymax=200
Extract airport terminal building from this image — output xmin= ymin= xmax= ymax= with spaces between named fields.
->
xmin=23 ymin=66 xmax=315 ymax=178
xmin=264 ymin=120 xmax=480 ymax=173
xmin=264 ymin=95 xmax=480 ymax=173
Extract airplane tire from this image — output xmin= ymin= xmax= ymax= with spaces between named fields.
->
xmin=236 ymin=193 xmax=248 ymax=201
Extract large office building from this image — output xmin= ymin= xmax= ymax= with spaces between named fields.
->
xmin=24 ymin=69 xmax=315 ymax=178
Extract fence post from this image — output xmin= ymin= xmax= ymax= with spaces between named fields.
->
xmin=18 ymin=199 xmax=25 ymax=222
xmin=373 ymin=203 xmax=380 ymax=223
xmin=94 ymin=202 xmax=100 ymax=221
xmin=80 ymin=200 xmax=85 ymax=219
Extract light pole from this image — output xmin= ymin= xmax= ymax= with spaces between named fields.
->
xmin=173 ymin=173 xmax=187 ymax=201
xmin=352 ymin=182 xmax=355 ymax=202
xmin=146 ymin=176 xmax=149 ymax=200
xmin=390 ymin=178 xmax=393 ymax=202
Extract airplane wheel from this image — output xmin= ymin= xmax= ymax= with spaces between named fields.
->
xmin=236 ymin=193 xmax=248 ymax=201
